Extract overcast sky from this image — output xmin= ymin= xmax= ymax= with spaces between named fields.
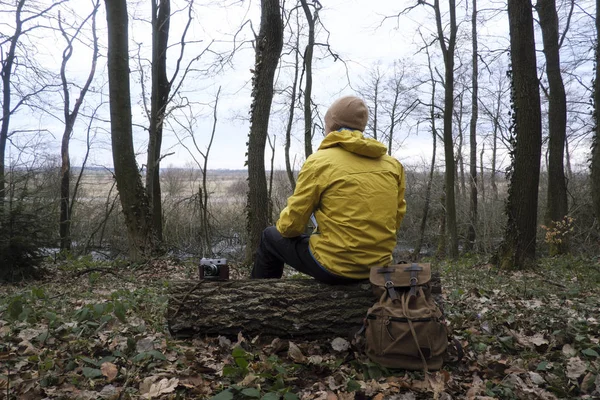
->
xmin=2 ymin=0 xmax=595 ymax=171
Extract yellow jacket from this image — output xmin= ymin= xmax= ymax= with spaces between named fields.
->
xmin=276 ymin=129 xmax=406 ymax=279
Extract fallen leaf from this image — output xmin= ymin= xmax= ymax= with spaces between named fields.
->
xmin=562 ymin=344 xmax=577 ymax=357
xmin=136 ymin=337 xmax=155 ymax=353
xmin=581 ymin=372 xmax=596 ymax=393
xmin=466 ymin=374 xmax=484 ymax=400
xmin=566 ymin=357 xmax=587 ymax=380
xmin=143 ymin=377 xmax=179 ymax=399
xmin=100 ymin=362 xmax=118 ymax=382
xmin=288 ymin=341 xmax=307 ymax=364
xmin=331 ymin=337 xmax=350 ymax=352
xmin=326 ymin=392 xmax=338 ymax=400
xmin=529 ymin=371 xmax=545 ymax=386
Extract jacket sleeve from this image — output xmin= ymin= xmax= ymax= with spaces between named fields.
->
xmin=396 ymin=161 xmax=407 ymax=230
xmin=276 ymin=157 xmax=324 ymax=237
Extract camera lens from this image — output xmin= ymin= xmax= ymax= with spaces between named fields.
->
xmin=203 ymin=264 xmax=219 ymax=276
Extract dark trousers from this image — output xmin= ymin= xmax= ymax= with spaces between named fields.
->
xmin=251 ymin=226 xmax=361 ymax=284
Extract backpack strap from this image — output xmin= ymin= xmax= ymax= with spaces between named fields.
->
xmin=376 ymin=267 xmax=398 ymax=301
xmin=404 ymin=263 xmax=423 ymax=298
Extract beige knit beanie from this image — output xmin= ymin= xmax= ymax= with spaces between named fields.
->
xmin=324 ymin=96 xmax=369 ymax=134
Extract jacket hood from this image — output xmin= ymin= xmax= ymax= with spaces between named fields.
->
xmin=319 ymin=129 xmax=388 ymax=158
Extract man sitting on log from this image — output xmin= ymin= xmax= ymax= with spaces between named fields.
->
xmin=251 ymin=96 xmax=407 ymax=284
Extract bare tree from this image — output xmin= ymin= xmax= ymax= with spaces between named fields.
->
xmin=413 ymin=38 xmax=440 ymax=259
xmin=537 ymin=0 xmax=569 ymax=254
xmin=246 ymin=0 xmax=284 ymax=262
xmin=284 ymin=9 xmax=301 ymax=191
xmin=1 ymin=0 xmax=66 ymax=212
xmin=421 ymin=0 xmax=459 ymax=258
xmin=299 ymin=0 xmax=320 ymax=158
xmin=497 ymin=0 xmax=542 ymax=269
xmin=105 ymin=0 xmax=156 ymax=261
xmin=466 ymin=0 xmax=479 ymax=251
xmin=592 ymin=0 xmax=600 ymax=225
xmin=58 ymin=1 xmax=100 ymax=251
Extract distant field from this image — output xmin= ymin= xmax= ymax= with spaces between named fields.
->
xmin=74 ymin=168 xmax=250 ymax=202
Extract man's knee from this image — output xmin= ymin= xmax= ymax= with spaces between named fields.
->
xmin=262 ymin=226 xmax=281 ymax=245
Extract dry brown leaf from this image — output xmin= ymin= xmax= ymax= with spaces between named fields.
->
xmin=326 ymin=392 xmax=338 ymax=400
xmin=466 ymin=373 xmax=484 ymax=400
xmin=288 ymin=341 xmax=307 ymax=364
xmin=143 ymin=377 xmax=179 ymax=399
xmin=566 ymin=357 xmax=587 ymax=380
xmin=371 ymin=394 xmax=385 ymax=400
xmin=428 ymin=372 xmax=446 ymax=399
xmin=100 ymin=362 xmax=118 ymax=382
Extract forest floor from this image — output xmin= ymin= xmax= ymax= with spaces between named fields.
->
xmin=1 ymin=255 xmax=599 ymax=400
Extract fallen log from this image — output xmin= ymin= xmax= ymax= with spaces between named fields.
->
xmin=167 ymin=274 xmax=442 ymax=340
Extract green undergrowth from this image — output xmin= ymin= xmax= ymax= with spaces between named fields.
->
xmin=0 ymin=255 xmax=598 ymax=399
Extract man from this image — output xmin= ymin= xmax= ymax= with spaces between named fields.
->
xmin=251 ymin=96 xmax=406 ymax=283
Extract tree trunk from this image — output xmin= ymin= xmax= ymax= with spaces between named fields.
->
xmin=537 ymin=0 xmax=568 ymax=255
xmin=167 ymin=277 xmax=442 ymax=339
xmin=105 ymin=0 xmax=156 ymax=261
xmin=0 ymin=0 xmax=25 ymax=213
xmin=498 ymin=0 xmax=542 ymax=269
xmin=146 ymin=0 xmax=171 ymax=245
xmin=467 ymin=0 xmax=478 ymax=252
xmin=246 ymin=0 xmax=284 ymax=262
xmin=592 ymin=0 xmax=600 ymax=225
xmin=300 ymin=0 xmax=315 ymax=159
xmin=433 ymin=0 xmax=458 ymax=259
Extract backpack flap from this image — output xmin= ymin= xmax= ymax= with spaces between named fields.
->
xmin=370 ymin=263 xmax=432 ymax=299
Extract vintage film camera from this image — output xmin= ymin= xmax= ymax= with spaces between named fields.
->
xmin=199 ymin=258 xmax=229 ymax=280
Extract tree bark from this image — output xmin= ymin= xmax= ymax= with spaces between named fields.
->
xmin=466 ymin=0 xmax=478 ymax=252
xmin=498 ymin=0 xmax=542 ymax=269
xmin=105 ymin=0 xmax=156 ymax=261
xmin=592 ymin=0 xmax=600 ymax=225
xmin=537 ymin=0 xmax=568 ymax=254
xmin=167 ymin=277 xmax=442 ymax=339
xmin=246 ymin=0 xmax=284 ymax=262
xmin=146 ymin=0 xmax=171 ymax=244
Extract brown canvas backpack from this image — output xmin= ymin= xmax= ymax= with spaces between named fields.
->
xmin=364 ymin=263 xmax=449 ymax=371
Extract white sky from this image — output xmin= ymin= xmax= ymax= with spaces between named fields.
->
xmin=1 ymin=0 xmax=595 ymax=172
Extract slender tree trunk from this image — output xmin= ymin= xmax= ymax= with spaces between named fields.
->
xmin=285 ymin=27 xmax=300 ymax=192
xmin=498 ymin=0 xmax=542 ymax=269
xmin=105 ymin=0 xmax=156 ymax=261
xmin=267 ymin=134 xmax=276 ymax=224
xmin=59 ymin=3 xmax=99 ymax=251
xmin=414 ymin=130 xmax=437 ymax=260
xmin=388 ymin=87 xmax=399 ymax=156
xmin=246 ymin=0 xmax=284 ymax=262
xmin=0 ymin=0 xmax=25 ymax=214
xmin=592 ymin=0 xmax=600 ymax=224
xmin=467 ymin=0 xmax=478 ymax=251
xmin=372 ymin=78 xmax=379 ymax=140
xmin=146 ymin=0 xmax=171 ymax=244
xmin=433 ymin=0 xmax=458 ymax=258
xmin=537 ymin=0 xmax=568 ymax=255
xmin=491 ymin=94 xmax=500 ymax=201
xmin=300 ymin=0 xmax=316 ymax=159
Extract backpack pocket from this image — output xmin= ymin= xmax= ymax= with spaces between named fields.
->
xmin=365 ymin=310 xmax=448 ymax=370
